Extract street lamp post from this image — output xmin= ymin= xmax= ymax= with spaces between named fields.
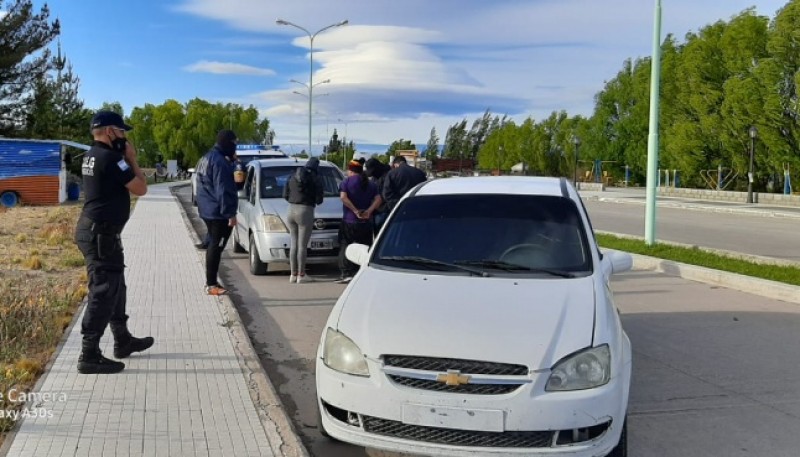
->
xmin=747 ymin=126 xmax=758 ymax=204
xmin=277 ymin=19 xmax=348 ymax=156
xmin=572 ymin=135 xmax=581 ymax=186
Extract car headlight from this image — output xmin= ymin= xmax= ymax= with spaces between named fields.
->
xmin=323 ymin=328 xmax=369 ymax=377
xmin=546 ymin=345 xmax=610 ymax=391
xmin=262 ymin=214 xmax=288 ymax=233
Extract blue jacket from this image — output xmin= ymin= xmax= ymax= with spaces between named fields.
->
xmin=196 ymin=146 xmax=238 ymax=220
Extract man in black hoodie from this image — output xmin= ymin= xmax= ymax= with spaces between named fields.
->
xmin=364 ymin=158 xmax=392 ymax=234
xmin=382 ymin=155 xmax=427 ymax=212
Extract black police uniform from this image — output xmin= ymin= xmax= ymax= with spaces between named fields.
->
xmin=75 ymin=138 xmax=152 ymax=374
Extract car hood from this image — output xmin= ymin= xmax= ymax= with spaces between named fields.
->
xmin=335 ymin=267 xmax=597 ymax=370
xmin=260 ymin=197 xmax=342 ymax=220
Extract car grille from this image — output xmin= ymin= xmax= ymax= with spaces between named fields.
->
xmin=362 ymin=415 xmax=554 ymax=448
xmin=313 ymin=218 xmax=341 ymax=231
xmin=383 ymin=355 xmax=529 ymax=395
xmin=388 ymin=376 xmax=520 ymax=395
xmin=383 ymin=355 xmax=528 ymax=376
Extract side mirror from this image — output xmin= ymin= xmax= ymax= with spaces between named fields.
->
xmin=345 ymin=243 xmax=370 ymax=266
xmin=237 ymin=190 xmax=247 ymax=200
xmin=603 ymin=250 xmax=633 ymax=275
xmin=187 ymin=167 xmax=196 ymax=175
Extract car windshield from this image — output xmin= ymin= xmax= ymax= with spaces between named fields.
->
xmin=372 ymin=194 xmax=593 ymax=276
xmin=259 ymin=166 xmax=343 ymax=198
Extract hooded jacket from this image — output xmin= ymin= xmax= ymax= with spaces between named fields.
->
xmin=195 ymin=145 xmax=238 ymax=220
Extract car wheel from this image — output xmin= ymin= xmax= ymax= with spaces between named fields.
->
xmin=232 ymin=227 xmax=246 ymax=253
xmin=0 ymin=191 xmax=20 ymax=208
xmin=606 ymin=418 xmax=627 ymax=457
xmin=249 ymin=233 xmax=268 ymax=275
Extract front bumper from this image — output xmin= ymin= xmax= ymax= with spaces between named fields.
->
xmin=316 ymin=357 xmax=630 ymax=456
xmin=253 ymin=230 xmax=339 ymax=264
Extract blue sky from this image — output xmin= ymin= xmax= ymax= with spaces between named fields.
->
xmin=18 ymin=0 xmax=792 ymax=153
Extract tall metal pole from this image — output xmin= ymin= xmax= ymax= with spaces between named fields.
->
xmin=747 ymin=126 xmax=757 ymax=204
xmin=277 ymin=19 xmax=348 ymax=156
xmin=644 ymin=0 xmax=662 ymax=245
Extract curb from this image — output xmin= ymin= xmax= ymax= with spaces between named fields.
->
xmin=169 ymin=184 xmax=310 ymax=457
xmin=625 ymin=252 xmax=800 ymax=305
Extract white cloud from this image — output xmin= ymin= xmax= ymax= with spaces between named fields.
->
xmin=183 ymin=60 xmax=276 ymax=76
xmin=174 ymin=0 xmax=789 ymax=146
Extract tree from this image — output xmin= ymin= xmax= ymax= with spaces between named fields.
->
xmin=19 ymin=43 xmax=91 ymax=143
xmin=0 ymin=0 xmax=60 ymax=136
xmin=387 ymin=138 xmax=415 ymax=156
xmin=99 ymin=101 xmax=124 ymax=116
xmin=423 ymin=127 xmax=439 ymax=159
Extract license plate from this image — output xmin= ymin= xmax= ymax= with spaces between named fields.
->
xmin=402 ymin=404 xmax=504 ymax=432
xmin=309 ymin=239 xmax=333 ymax=250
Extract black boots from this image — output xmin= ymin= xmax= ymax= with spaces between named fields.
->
xmin=111 ymin=323 xmax=154 ymax=359
xmin=114 ymin=335 xmax=155 ymax=359
xmin=78 ymin=340 xmax=124 ymax=374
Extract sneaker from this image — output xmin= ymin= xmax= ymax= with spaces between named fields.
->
xmin=205 ymin=285 xmax=228 ymax=296
xmin=335 ymin=276 xmax=353 ymax=284
xmin=296 ymin=275 xmax=314 ymax=284
xmin=289 ymin=275 xmax=297 ymax=283
xmin=195 ymin=243 xmax=209 ymax=250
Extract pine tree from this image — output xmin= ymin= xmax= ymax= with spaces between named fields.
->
xmin=0 ymin=0 xmax=60 ymax=135
xmin=423 ymin=127 xmax=439 ymax=159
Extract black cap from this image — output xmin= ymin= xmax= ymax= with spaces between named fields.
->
xmin=90 ymin=111 xmax=132 ymax=131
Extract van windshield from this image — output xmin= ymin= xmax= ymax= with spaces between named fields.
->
xmin=259 ymin=166 xmax=343 ymax=198
xmin=372 ymin=194 xmax=593 ymax=276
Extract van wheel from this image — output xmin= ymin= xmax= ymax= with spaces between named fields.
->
xmin=0 ymin=191 xmax=19 ymax=208
xmin=232 ymin=228 xmax=246 ymax=253
xmin=607 ymin=418 xmax=627 ymax=457
xmin=249 ymin=233 xmax=268 ymax=275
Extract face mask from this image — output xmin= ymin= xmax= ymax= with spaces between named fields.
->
xmin=111 ymin=137 xmax=127 ymax=152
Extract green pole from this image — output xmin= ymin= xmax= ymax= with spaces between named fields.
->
xmin=645 ymin=0 xmax=662 ymax=245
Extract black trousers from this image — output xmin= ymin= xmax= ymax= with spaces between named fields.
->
xmin=75 ymin=218 xmax=127 ymax=345
xmin=204 ymin=219 xmax=233 ymax=286
xmin=339 ymin=222 xmax=373 ymax=277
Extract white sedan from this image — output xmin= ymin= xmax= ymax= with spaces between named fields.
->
xmin=233 ymin=158 xmax=344 ymax=275
xmin=316 ymin=176 xmax=632 ymax=456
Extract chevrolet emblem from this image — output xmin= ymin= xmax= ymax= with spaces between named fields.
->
xmin=436 ymin=370 xmax=471 ymax=386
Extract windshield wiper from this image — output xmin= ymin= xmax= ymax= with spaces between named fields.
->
xmin=454 ymin=260 xmax=575 ymax=278
xmin=380 ymin=256 xmax=490 ymax=277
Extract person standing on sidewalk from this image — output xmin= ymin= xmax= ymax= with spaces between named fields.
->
xmin=382 ymin=155 xmax=427 ymax=212
xmin=283 ymin=157 xmax=324 ymax=284
xmin=74 ymin=111 xmax=154 ymax=375
xmin=195 ymin=130 xmax=239 ymax=296
xmin=337 ymin=160 xmax=381 ymax=283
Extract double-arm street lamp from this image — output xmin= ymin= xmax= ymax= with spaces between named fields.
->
xmin=276 ymin=19 xmax=348 ymax=156
xmin=747 ymin=125 xmax=758 ymax=204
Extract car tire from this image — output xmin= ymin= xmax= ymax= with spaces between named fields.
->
xmin=606 ymin=417 xmax=627 ymax=457
xmin=0 ymin=191 xmax=20 ymax=208
xmin=232 ymin=227 xmax=246 ymax=253
xmin=249 ymin=233 xmax=268 ymax=275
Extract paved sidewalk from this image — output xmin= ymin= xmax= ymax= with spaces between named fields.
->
xmin=1 ymin=184 xmax=291 ymax=457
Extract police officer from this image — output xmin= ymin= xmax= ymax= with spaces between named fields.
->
xmin=74 ymin=111 xmax=154 ymax=374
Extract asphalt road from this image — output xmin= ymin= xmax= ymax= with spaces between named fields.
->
xmin=582 ymin=193 xmax=800 ymax=263
xmin=175 ymin=184 xmax=800 ymax=457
